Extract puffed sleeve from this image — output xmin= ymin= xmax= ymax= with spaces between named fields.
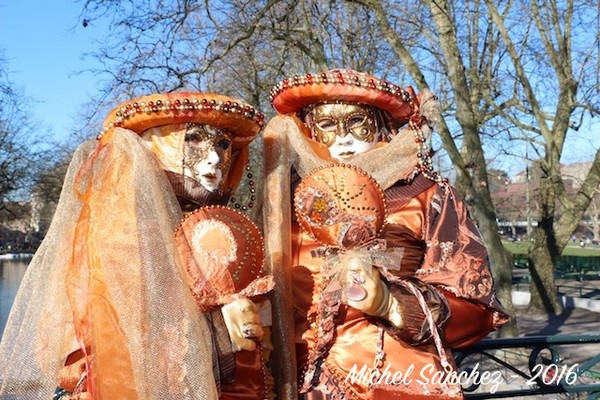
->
xmin=374 ymin=179 xmax=507 ymax=348
xmin=377 ymin=279 xmax=451 ymax=345
xmin=417 ymin=184 xmax=508 ymax=347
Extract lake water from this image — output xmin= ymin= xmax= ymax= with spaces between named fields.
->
xmin=0 ymin=259 xmax=28 ymax=338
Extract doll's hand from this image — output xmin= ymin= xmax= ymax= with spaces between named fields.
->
xmin=221 ymin=298 xmax=264 ymax=352
xmin=346 ymin=267 xmax=403 ymax=329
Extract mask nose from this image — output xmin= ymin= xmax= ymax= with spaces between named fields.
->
xmin=205 ymin=148 xmax=220 ymax=165
xmin=335 ymin=121 xmax=350 ymax=138
xmin=336 ymin=130 xmax=353 ymax=145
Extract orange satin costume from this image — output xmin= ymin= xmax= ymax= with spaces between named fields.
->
xmin=263 ymin=70 xmax=508 ymax=400
xmin=292 ymin=175 xmax=507 ymax=399
xmin=0 ymin=92 xmax=271 ymax=400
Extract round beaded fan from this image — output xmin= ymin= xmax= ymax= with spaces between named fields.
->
xmin=175 ymin=205 xmax=273 ymax=311
xmin=294 ymin=165 xmax=387 ymax=249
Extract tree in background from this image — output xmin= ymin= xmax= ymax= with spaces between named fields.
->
xmin=348 ymin=0 xmax=599 ymax=316
xmin=561 ymin=161 xmax=600 ymax=244
xmin=0 ymin=52 xmax=69 ymax=244
xmin=78 ymin=0 xmax=599 ymax=322
xmin=78 ymin=0 xmax=405 ymax=221
xmin=78 ymin=1 xmax=400 ymax=106
xmin=0 ymin=54 xmax=45 ymax=212
xmin=29 ymin=158 xmax=71 ymax=234
xmin=587 ymin=192 xmax=600 ymax=242
xmin=351 ymin=0 xmax=520 ymax=334
xmin=485 ymin=0 xmax=600 ymax=314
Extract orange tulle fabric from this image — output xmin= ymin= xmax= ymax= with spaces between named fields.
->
xmin=63 ymin=131 xmax=219 ymax=399
xmin=1 ymin=90 xmax=274 ymax=399
xmin=67 ymin=143 xmax=138 ymax=399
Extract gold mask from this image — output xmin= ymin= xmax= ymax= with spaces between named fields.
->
xmin=310 ymin=103 xmax=377 ymax=147
xmin=182 ymin=124 xmax=233 ymax=190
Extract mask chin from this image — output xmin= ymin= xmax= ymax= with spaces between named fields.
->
xmin=164 ymin=170 xmax=231 ymax=212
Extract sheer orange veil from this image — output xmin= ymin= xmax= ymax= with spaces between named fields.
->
xmin=0 ymin=129 xmax=219 ymax=399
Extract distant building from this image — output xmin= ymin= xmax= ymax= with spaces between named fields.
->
xmin=30 ymin=190 xmax=58 ymax=234
xmin=0 ymin=185 xmax=60 ymax=253
xmin=490 ymin=161 xmax=598 ymax=240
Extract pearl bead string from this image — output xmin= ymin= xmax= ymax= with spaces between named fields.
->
xmin=98 ymin=96 xmax=265 ymax=140
xmin=229 ymin=165 xmax=256 ymax=211
xmin=269 ymin=70 xmax=412 ymax=104
xmin=410 ymin=120 xmax=447 ymax=186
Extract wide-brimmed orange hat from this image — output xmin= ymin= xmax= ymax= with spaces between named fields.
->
xmin=270 ymin=69 xmax=420 ymax=126
xmin=99 ymin=92 xmax=265 ymax=149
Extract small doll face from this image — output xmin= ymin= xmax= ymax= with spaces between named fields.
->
xmin=311 ymin=103 xmax=379 ymax=161
xmin=182 ymin=124 xmax=232 ymax=192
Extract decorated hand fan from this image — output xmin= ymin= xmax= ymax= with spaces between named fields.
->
xmin=294 ymin=164 xmax=402 ymax=303
xmin=294 ymin=164 xmax=387 ymax=249
xmin=175 ymin=205 xmax=274 ymax=312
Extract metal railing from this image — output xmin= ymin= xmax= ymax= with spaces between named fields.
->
xmin=455 ymin=335 xmax=600 ymax=399
xmin=511 ymin=281 xmax=600 ymax=300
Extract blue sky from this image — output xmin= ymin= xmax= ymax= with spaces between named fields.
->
xmin=0 ymin=1 xmax=596 ymax=171
xmin=0 ymin=0 xmax=103 ymax=143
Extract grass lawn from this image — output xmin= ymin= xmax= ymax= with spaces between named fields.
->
xmin=503 ymin=241 xmax=600 ymax=257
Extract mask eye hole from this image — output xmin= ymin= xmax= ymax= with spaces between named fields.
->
xmin=347 ymin=115 xmax=367 ymax=129
xmin=218 ymin=138 xmax=231 ymax=150
xmin=185 ymin=132 xmax=203 ymax=146
xmin=315 ymin=118 xmax=337 ymax=131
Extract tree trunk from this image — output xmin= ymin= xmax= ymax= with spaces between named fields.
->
xmin=477 ymin=212 xmax=519 ymax=336
xmin=589 ymin=199 xmax=599 ymax=241
xmin=528 ymin=226 xmax=562 ymax=314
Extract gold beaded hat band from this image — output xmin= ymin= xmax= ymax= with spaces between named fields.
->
xmin=269 ymin=69 xmax=420 ymax=126
xmin=99 ymin=92 xmax=265 ymax=149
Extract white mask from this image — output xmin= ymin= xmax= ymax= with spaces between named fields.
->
xmin=183 ymin=124 xmax=232 ymax=192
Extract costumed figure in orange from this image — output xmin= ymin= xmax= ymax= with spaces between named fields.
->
xmin=0 ymin=93 xmax=274 ymax=400
xmin=263 ymin=70 xmax=508 ymax=399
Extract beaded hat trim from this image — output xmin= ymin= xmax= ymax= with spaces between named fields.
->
xmin=270 ymin=69 xmax=419 ymax=125
xmin=99 ymin=92 xmax=265 ymax=150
